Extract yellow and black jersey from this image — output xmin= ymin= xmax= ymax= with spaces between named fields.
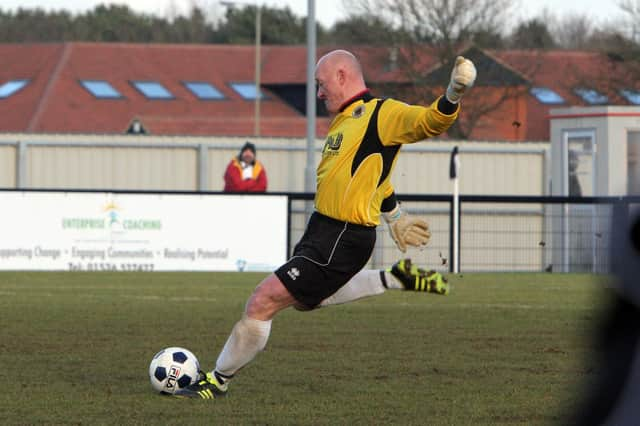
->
xmin=315 ymin=91 xmax=459 ymax=226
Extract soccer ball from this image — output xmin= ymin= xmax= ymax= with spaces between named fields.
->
xmin=148 ymin=347 xmax=200 ymax=394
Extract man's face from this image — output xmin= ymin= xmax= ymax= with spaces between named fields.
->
xmin=315 ymin=62 xmax=343 ymax=114
xmin=241 ymin=149 xmax=255 ymax=164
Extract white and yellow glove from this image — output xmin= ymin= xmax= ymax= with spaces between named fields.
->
xmin=382 ymin=205 xmax=431 ymax=253
xmin=445 ymin=56 xmax=477 ymax=104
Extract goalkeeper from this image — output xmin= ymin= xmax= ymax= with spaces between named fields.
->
xmin=176 ymin=50 xmax=476 ymax=399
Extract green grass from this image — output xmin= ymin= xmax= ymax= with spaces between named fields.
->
xmin=0 ymin=272 xmax=610 ymax=425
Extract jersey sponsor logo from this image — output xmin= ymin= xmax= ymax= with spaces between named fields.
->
xmin=322 ymin=133 xmax=343 ymax=156
xmin=287 ymin=267 xmax=300 ymax=280
xmin=352 ymin=105 xmax=366 ymax=118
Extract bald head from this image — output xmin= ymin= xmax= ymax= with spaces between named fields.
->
xmin=316 ymin=50 xmax=364 ymax=79
xmin=315 ymin=50 xmax=367 ymax=114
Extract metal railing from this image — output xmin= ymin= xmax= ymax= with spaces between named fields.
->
xmin=288 ymin=193 xmax=640 ymax=273
xmin=3 ymin=187 xmax=635 ymax=273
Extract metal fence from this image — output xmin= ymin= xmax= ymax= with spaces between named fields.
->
xmin=288 ymin=193 xmax=639 ymax=273
xmin=1 ymin=187 xmax=631 ymax=273
xmin=0 ymin=136 xmax=548 ymax=196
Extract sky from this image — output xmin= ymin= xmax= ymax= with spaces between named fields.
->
xmin=0 ymin=0 xmax=630 ymax=28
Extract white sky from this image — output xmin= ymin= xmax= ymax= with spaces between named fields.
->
xmin=0 ymin=0 xmax=629 ymax=28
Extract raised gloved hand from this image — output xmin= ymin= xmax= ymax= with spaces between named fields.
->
xmin=382 ymin=205 xmax=431 ymax=253
xmin=445 ymin=56 xmax=477 ymax=104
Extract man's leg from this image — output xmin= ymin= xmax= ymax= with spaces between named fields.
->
xmin=174 ymin=273 xmax=297 ymax=399
xmin=215 ymin=274 xmax=296 ymax=375
xmin=319 ymin=259 xmax=449 ymax=308
xmin=318 ymin=269 xmax=398 ymax=307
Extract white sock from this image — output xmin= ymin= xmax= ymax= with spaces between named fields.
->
xmin=383 ymin=270 xmax=404 ymax=289
xmin=319 ymin=269 xmax=402 ymax=307
xmin=214 ymin=316 xmax=272 ymax=379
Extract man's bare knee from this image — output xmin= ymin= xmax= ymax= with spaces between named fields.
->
xmin=244 ymin=274 xmax=297 ymax=320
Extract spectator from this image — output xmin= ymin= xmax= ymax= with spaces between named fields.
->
xmin=223 ymin=142 xmax=267 ymax=192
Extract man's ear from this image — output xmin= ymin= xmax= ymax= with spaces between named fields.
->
xmin=337 ymin=68 xmax=346 ymax=85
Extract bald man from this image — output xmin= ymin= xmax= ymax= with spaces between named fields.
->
xmin=176 ymin=49 xmax=476 ymax=399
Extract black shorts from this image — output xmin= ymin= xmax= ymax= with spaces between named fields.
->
xmin=275 ymin=212 xmax=376 ymax=308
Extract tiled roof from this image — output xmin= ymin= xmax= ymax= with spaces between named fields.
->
xmin=0 ymin=42 xmax=637 ymax=140
xmin=0 ymin=42 xmax=330 ymax=136
xmin=492 ymin=49 xmax=634 ymax=104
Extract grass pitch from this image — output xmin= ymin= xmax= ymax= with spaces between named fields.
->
xmin=0 ymin=272 xmax=609 ymax=425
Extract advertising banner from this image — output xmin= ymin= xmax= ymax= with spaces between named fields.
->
xmin=0 ymin=192 xmax=287 ymax=271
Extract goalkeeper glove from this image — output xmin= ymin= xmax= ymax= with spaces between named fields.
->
xmin=382 ymin=205 xmax=431 ymax=253
xmin=445 ymin=56 xmax=477 ymax=104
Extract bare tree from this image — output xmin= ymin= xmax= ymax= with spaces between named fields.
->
xmin=509 ymin=18 xmax=556 ymax=49
xmin=575 ymin=1 xmax=640 ymax=89
xmin=348 ymin=0 xmax=512 ymax=61
xmin=342 ymin=0 xmax=535 ymax=140
xmin=619 ymin=0 xmax=640 ymax=43
xmin=551 ymin=13 xmax=594 ymax=49
xmin=596 ymin=2 xmax=640 ymax=85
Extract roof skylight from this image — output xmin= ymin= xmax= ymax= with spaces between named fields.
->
xmin=574 ymin=87 xmax=608 ymax=105
xmin=620 ymin=89 xmax=640 ymax=105
xmin=530 ymin=87 xmax=565 ymax=104
xmin=80 ymin=80 xmax=122 ymax=99
xmin=184 ymin=81 xmax=225 ymax=100
xmin=132 ymin=81 xmax=174 ymax=99
xmin=230 ymin=82 xmax=264 ymax=100
xmin=0 ymin=79 xmax=28 ymax=98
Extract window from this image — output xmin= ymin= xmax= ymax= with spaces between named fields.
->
xmin=530 ymin=87 xmax=565 ymax=104
xmin=574 ymin=87 xmax=608 ymax=105
xmin=230 ymin=82 xmax=264 ymax=100
xmin=566 ymin=133 xmax=595 ymax=197
xmin=620 ymin=89 xmax=640 ymax=105
xmin=131 ymin=81 xmax=174 ymax=99
xmin=183 ymin=82 xmax=225 ymax=100
xmin=0 ymin=79 xmax=28 ymax=98
xmin=80 ymin=80 xmax=122 ymax=99
xmin=628 ymin=131 xmax=640 ymax=194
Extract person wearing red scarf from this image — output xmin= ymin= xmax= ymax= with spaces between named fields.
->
xmin=223 ymin=141 xmax=267 ymax=193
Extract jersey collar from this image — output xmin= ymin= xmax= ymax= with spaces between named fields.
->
xmin=338 ymin=89 xmax=373 ymax=113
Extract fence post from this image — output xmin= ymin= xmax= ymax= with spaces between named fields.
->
xmin=450 ymin=146 xmax=460 ymax=273
xmin=611 ymin=199 xmax=630 ymax=274
xmin=449 ymin=198 xmax=454 ymax=273
xmin=16 ymin=140 xmax=27 ymax=189
xmin=197 ymin=144 xmax=208 ymax=191
xmin=286 ymin=196 xmax=292 ymax=259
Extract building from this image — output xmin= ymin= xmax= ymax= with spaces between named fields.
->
xmin=1 ymin=42 xmax=638 ymax=140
